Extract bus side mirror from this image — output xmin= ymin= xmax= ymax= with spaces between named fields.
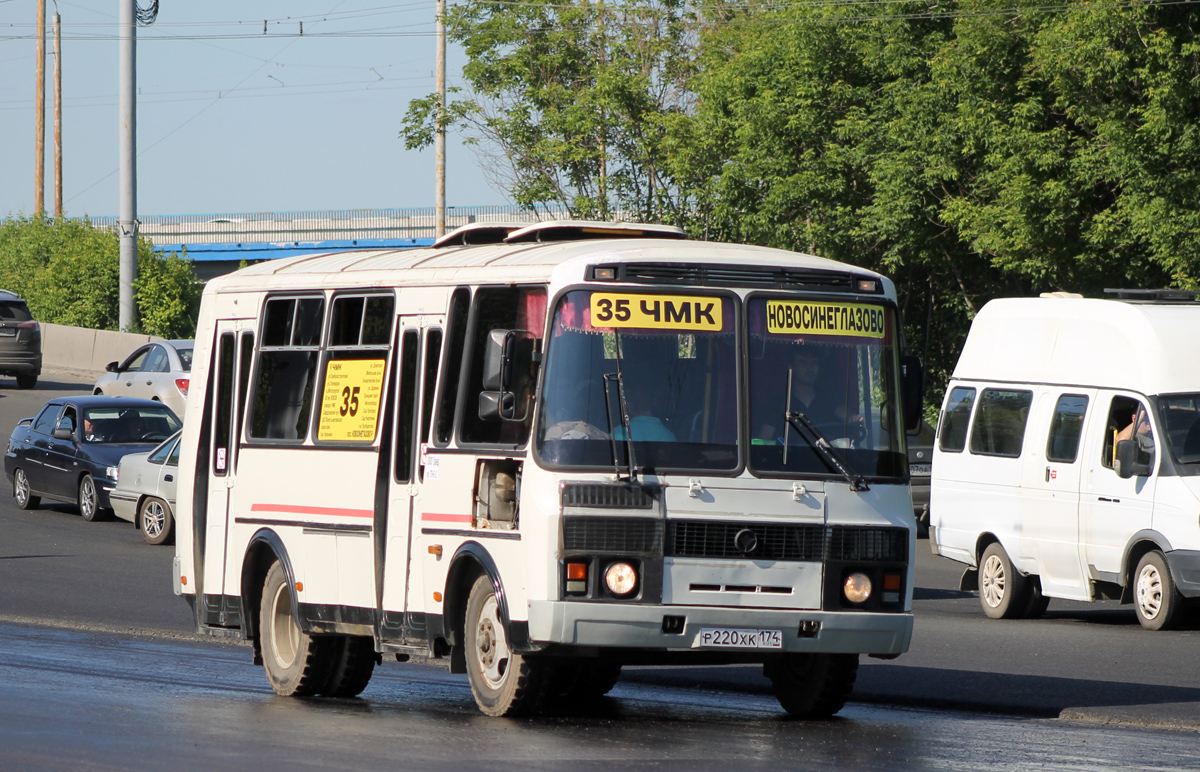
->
xmin=479 ymin=329 xmax=538 ymax=422
xmin=901 ymin=354 xmax=925 ymax=433
xmin=1114 ymin=440 xmax=1150 ymax=478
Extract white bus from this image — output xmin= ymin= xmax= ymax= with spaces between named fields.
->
xmin=174 ymin=220 xmax=923 ymax=717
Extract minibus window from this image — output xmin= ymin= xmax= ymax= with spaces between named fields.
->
xmin=249 ymin=296 xmax=325 ymax=442
xmin=1158 ymin=394 xmax=1200 ymax=465
xmin=436 ymin=289 xmax=471 ymax=445
xmin=969 ymin=389 xmax=1033 ymax=458
xmin=395 ymin=329 xmax=420 ymax=482
xmin=313 ymin=293 xmax=395 ymax=444
xmin=1046 ymin=394 xmax=1088 ymax=463
xmin=1103 ymin=396 xmax=1155 ymax=470
xmin=460 ymin=286 xmax=546 ymax=446
xmin=422 ymin=329 xmax=443 ymax=445
xmin=939 ymin=387 xmax=976 ymax=453
xmin=213 ymin=333 xmax=235 ymax=474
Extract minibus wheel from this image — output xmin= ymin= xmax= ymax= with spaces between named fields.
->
xmin=765 ymin=653 xmax=858 ymax=718
xmin=1134 ymin=551 xmax=1182 ymax=631
xmin=464 ymin=574 xmax=546 ymax=716
xmin=548 ymin=659 xmax=622 ymax=701
xmin=318 ymin=636 xmax=376 ymax=697
xmin=979 ymin=542 xmax=1031 ymax=619
xmin=259 ymin=560 xmax=333 ymax=696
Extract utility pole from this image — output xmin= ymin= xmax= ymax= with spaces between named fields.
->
xmin=35 ymin=0 xmax=46 ymax=217
xmin=434 ymin=0 xmax=446 ymax=238
xmin=53 ymin=6 xmax=62 ymax=218
xmin=118 ymin=0 xmax=137 ymax=331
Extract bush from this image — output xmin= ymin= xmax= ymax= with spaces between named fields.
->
xmin=0 ymin=216 xmax=200 ymax=337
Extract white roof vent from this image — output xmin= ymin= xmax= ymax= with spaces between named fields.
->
xmin=432 ymin=222 xmax=526 ymax=248
xmin=504 ymin=220 xmax=686 ymax=244
xmin=1038 ymin=292 xmax=1084 ymax=299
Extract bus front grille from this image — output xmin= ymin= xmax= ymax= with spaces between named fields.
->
xmin=563 ymin=516 xmax=663 ymax=554
xmin=666 ymin=522 xmax=907 ymax=563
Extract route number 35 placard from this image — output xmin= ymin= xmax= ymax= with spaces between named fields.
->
xmin=318 ymin=359 xmax=386 ymax=441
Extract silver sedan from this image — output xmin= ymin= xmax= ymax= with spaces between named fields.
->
xmin=109 ymin=430 xmax=181 ymax=545
xmin=93 ymin=340 xmax=193 ymax=418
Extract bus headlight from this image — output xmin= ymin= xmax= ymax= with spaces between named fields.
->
xmin=843 ymin=572 xmax=872 ymax=604
xmin=605 ymin=562 xmax=638 ymax=596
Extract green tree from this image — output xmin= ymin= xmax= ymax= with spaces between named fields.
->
xmin=402 ymin=0 xmax=700 ymax=221
xmin=0 ymin=216 xmax=201 ymax=337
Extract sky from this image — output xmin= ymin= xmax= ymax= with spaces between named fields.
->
xmin=0 ymin=1 xmax=508 ymax=219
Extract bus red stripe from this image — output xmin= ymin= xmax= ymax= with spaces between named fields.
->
xmin=422 ymin=512 xmax=473 ymax=523
xmin=251 ymin=503 xmax=374 ymax=519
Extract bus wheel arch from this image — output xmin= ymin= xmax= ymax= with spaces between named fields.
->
xmin=241 ymin=529 xmax=296 ymax=665
xmin=443 ymin=543 xmax=508 ymax=671
xmin=1121 ymin=533 xmax=1173 ymax=604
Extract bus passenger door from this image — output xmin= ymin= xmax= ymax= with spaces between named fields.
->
xmin=202 ymin=322 xmax=253 ymax=627
xmin=379 ymin=318 xmax=441 ymax=645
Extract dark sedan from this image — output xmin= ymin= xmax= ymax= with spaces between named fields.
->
xmin=5 ymin=396 xmax=181 ymax=521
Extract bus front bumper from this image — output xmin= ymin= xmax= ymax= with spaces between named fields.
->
xmin=526 ymin=601 xmax=912 ymax=656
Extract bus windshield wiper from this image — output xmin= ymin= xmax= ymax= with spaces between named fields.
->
xmin=602 ymin=340 xmax=638 ymax=482
xmin=781 ymin=370 xmax=869 ymax=492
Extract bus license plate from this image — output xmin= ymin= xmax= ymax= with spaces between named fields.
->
xmin=909 ymin=463 xmax=932 ymax=476
xmin=694 ymin=628 xmax=783 ymax=649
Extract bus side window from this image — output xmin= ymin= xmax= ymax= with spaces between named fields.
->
xmin=435 ymin=288 xmax=471 ymax=446
xmin=394 ymin=329 xmax=420 ymax=483
xmin=213 ymin=333 xmax=235 ymax=474
xmin=460 ymin=286 xmax=547 ymax=446
xmin=421 ymin=328 xmax=443 ymax=448
xmin=249 ymin=296 xmax=325 ymax=442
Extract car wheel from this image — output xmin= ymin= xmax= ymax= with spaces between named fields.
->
xmin=13 ymin=468 xmax=40 ymax=510
xmin=1134 ymin=551 xmax=1183 ymax=631
xmin=78 ymin=474 xmax=109 ymax=522
xmin=979 ymin=542 xmax=1031 ymax=619
xmin=139 ymin=496 xmax=174 ymax=545
xmin=259 ymin=560 xmax=334 ymax=696
xmin=16 ymin=373 xmax=37 ymax=389
xmin=765 ymin=653 xmax=859 ymax=718
xmin=464 ymin=573 xmax=547 ymax=716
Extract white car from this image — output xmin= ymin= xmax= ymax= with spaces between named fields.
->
xmin=93 ymin=340 xmax=193 ymax=418
xmin=109 ymin=430 xmax=181 ymax=545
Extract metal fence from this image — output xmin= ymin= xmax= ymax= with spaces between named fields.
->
xmin=86 ymin=206 xmax=576 ymax=247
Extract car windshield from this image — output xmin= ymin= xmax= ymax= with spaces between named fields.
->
xmin=82 ymin=405 xmax=181 ymax=444
xmin=1157 ymin=394 xmax=1200 ymax=464
xmin=535 ymin=290 xmax=738 ymax=473
xmin=746 ymin=296 xmax=906 ymax=479
xmin=175 ymin=347 xmax=193 ymax=371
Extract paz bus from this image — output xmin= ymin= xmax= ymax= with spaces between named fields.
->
xmin=173 ymin=220 xmax=923 ymax=717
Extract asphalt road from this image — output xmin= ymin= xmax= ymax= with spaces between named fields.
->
xmin=3 ymin=370 xmax=1200 ymax=739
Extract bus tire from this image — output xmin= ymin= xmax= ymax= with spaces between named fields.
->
xmin=766 ymin=653 xmax=858 ymax=718
xmin=259 ymin=560 xmax=333 ymax=696
xmin=464 ymin=573 xmax=546 ymax=716
xmin=979 ymin=542 xmax=1030 ymax=619
xmin=318 ymin=635 xmax=376 ymax=698
xmin=1134 ymin=551 xmax=1183 ymax=631
xmin=550 ymin=660 xmax=622 ymax=701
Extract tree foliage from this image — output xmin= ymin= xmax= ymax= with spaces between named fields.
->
xmin=0 ymin=216 xmax=201 ymax=338
xmin=416 ymin=0 xmax=1200 ymax=409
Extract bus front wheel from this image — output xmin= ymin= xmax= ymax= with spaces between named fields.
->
xmin=259 ymin=561 xmax=332 ymax=696
xmin=765 ymin=653 xmax=858 ymax=718
xmin=464 ymin=573 xmax=546 ymax=716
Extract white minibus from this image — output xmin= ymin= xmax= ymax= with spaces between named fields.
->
xmin=931 ymin=291 xmax=1200 ymax=630
xmin=174 ymin=220 xmax=924 ymax=716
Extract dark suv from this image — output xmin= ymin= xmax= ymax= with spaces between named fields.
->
xmin=0 ymin=290 xmax=42 ymax=389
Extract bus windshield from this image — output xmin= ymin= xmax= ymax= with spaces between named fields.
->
xmin=747 ymin=296 xmax=906 ymax=479
xmin=535 ymin=289 xmax=739 ymax=473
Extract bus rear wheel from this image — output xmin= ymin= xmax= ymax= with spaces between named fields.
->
xmin=319 ymin=635 xmax=376 ymax=697
xmin=464 ymin=573 xmax=546 ymax=716
xmin=259 ymin=561 xmax=333 ymax=696
xmin=979 ymin=542 xmax=1030 ymax=619
xmin=765 ymin=653 xmax=858 ymax=718
xmin=549 ymin=660 xmax=622 ymax=701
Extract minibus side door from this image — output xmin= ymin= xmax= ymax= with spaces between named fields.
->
xmin=379 ymin=318 xmax=440 ymax=645
xmin=1022 ymin=390 xmax=1093 ymax=600
xmin=1082 ymin=392 xmax=1158 ymax=583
